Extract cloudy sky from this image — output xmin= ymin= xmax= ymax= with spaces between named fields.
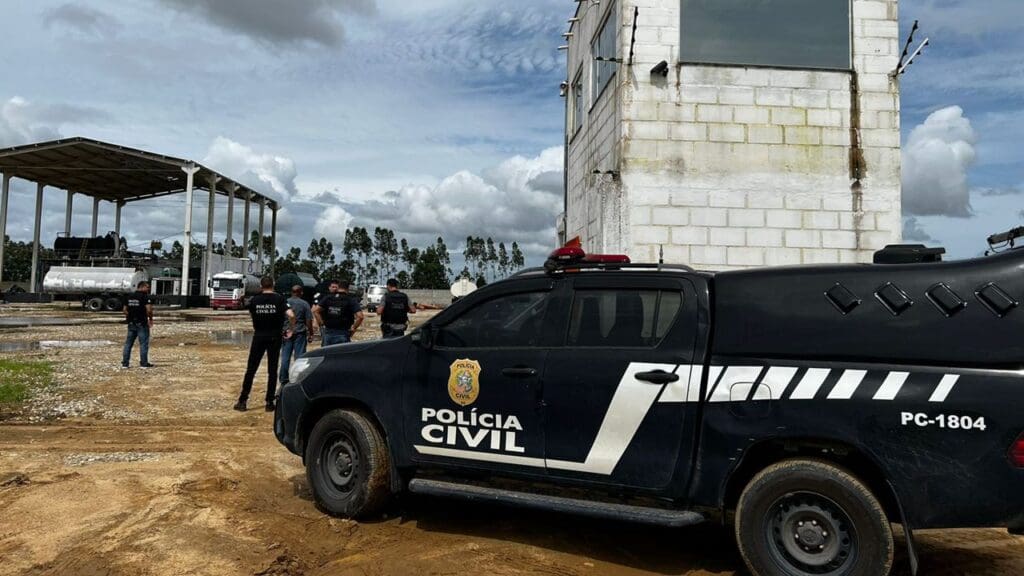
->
xmin=0 ymin=0 xmax=1021 ymax=265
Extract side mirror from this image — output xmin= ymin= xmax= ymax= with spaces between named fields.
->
xmin=412 ymin=326 xmax=435 ymax=349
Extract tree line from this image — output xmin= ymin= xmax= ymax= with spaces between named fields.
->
xmin=162 ymin=228 xmax=527 ymax=290
xmin=2 ymin=229 xmax=529 ymax=291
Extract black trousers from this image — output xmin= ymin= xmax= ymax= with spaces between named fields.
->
xmin=239 ymin=334 xmax=282 ymax=404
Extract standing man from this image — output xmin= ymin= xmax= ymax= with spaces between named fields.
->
xmin=377 ymin=278 xmax=417 ymax=338
xmin=235 ymin=277 xmax=296 ymax=413
xmin=122 ymin=281 xmax=154 ymax=369
xmin=279 ymin=285 xmax=314 ymax=386
xmin=314 ymin=280 xmax=364 ymax=346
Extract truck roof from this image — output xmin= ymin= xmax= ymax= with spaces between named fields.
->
xmin=713 ymin=248 xmax=1024 ymax=367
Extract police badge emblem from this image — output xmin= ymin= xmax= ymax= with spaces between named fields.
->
xmin=448 ymin=359 xmax=481 ymax=406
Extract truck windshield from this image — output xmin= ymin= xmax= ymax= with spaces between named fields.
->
xmin=215 ymin=280 xmax=242 ymax=290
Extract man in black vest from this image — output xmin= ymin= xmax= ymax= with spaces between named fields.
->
xmin=235 ymin=277 xmax=296 ymax=413
xmin=314 ymin=280 xmax=364 ymax=346
xmin=377 ymin=278 xmax=417 ymax=338
xmin=121 ymin=281 xmax=154 ymax=368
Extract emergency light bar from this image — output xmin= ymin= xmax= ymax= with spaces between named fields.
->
xmin=544 ymin=246 xmax=631 ymax=273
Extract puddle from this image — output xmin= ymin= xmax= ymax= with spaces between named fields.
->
xmin=0 ymin=318 xmax=87 ymax=328
xmin=209 ymin=330 xmax=253 ymax=347
xmin=0 ymin=340 xmax=115 ymax=353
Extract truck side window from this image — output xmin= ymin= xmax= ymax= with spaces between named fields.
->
xmin=567 ymin=290 xmax=682 ymax=348
xmin=437 ymin=291 xmax=551 ymax=349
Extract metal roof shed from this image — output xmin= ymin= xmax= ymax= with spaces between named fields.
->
xmin=0 ymin=137 xmax=279 ymax=296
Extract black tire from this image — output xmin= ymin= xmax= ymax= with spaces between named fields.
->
xmin=104 ymin=297 xmax=123 ymax=312
xmin=305 ymin=409 xmax=391 ymax=519
xmin=735 ymin=459 xmax=893 ymax=576
xmin=85 ymin=297 xmax=105 ymax=313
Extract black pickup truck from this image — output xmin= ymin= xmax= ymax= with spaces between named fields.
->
xmin=275 ymin=244 xmax=1024 ymax=576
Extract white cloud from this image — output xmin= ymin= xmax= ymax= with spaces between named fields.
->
xmin=902 ymin=105 xmax=977 ymax=217
xmin=202 ymin=137 xmax=298 ymax=203
xmin=0 ymin=96 xmax=111 ymax=148
xmin=0 ymin=97 xmax=60 ymax=146
xmin=333 ymin=147 xmax=564 ymax=260
xmin=314 ymin=205 xmax=353 ymax=238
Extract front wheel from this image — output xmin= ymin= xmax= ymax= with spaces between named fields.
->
xmin=735 ymin=459 xmax=893 ymax=576
xmin=305 ymin=409 xmax=391 ymax=519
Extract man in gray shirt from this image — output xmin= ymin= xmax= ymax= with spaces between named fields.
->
xmin=279 ymin=285 xmax=314 ymax=386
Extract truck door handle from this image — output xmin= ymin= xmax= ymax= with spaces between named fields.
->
xmin=502 ymin=367 xmax=538 ymax=378
xmin=635 ymin=370 xmax=679 ymax=385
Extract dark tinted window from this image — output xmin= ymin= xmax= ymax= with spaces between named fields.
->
xmin=680 ymin=0 xmax=852 ymax=70
xmin=438 ymin=292 xmax=551 ymax=348
xmin=568 ymin=290 xmax=682 ymax=348
xmin=592 ymin=4 xmax=618 ymax=99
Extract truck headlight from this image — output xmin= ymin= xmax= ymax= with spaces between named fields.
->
xmin=289 ymin=357 xmax=323 ymax=384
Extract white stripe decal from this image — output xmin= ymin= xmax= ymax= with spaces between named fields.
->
xmin=704 ymin=366 xmax=726 ymax=400
xmin=546 ymin=362 xmax=669 ymax=474
xmin=929 ymin=374 xmax=960 ymax=403
xmin=828 ymin=370 xmax=868 ymax=400
xmin=760 ymin=367 xmax=799 ymax=400
xmin=686 ymin=364 xmax=704 ymax=403
xmin=414 ymin=445 xmax=546 ymax=468
xmin=709 ymin=366 xmax=764 ymax=403
xmin=873 ymin=372 xmax=909 ymax=401
xmin=657 ymin=364 xmax=691 ymax=403
xmin=789 ymin=369 xmax=831 ymax=400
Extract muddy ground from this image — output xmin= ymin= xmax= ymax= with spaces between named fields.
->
xmin=1 ymin=303 xmax=1022 ymax=576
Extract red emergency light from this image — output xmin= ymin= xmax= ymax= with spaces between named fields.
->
xmin=545 ymin=246 xmax=631 ymax=272
xmin=1009 ymin=434 xmax=1024 ymax=468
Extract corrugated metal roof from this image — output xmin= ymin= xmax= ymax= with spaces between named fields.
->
xmin=0 ymin=137 xmax=277 ymax=208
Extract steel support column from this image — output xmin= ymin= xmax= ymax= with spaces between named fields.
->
xmin=181 ymin=165 xmax=200 ymax=298
xmin=114 ymin=201 xmax=123 ymax=238
xmin=269 ymin=206 xmax=278 ymax=275
xmin=242 ymin=191 xmax=251 ymax=261
xmin=256 ymin=200 xmax=265 ymax=274
xmin=91 ymin=197 xmax=100 ymax=237
xmin=30 ymin=183 xmax=44 ymax=293
xmin=64 ymin=190 xmax=74 ymax=237
xmin=202 ymin=176 xmax=220 ymax=297
xmin=0 ymin=174 xmax=10 ymax=284
xmin=225 ymin=183 xmax=238 ymax=256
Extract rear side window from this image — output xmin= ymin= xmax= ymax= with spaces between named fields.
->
xmin=437 ymin=291 xmax=551 ymax=349
xmin=567 ymin=290 xmax=682 ymax=348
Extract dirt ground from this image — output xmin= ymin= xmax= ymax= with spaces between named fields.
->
xmin=1 ymin=303 xmax=1023 ymax=576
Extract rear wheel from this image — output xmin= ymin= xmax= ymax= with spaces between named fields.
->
xmin=104 ymin=297 xmax=123 ymax=312
xmin=305 ymin=409 xmax=391 ymax=519
xmin=735 ymin=459 xmax=893 ymax=576
xmin=85 ymin=297 xmax=105 ymax=313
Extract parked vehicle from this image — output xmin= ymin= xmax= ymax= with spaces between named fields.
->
xmin=43 ymin=266 xmax=148 ymax=312
xmin=210 ymin=272 xmax=261 ymax=310
xmin=274 ymin=242 xmax=1024 ymax=576
xmin=365 ymin=284 xmax=386 ymax=312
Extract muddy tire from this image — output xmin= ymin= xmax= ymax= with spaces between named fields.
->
xmin=305 ymin=409 xmax=391 ymax=519
xmin=735 ymin=459 xmax=893 ymax=576
xmin=85 ymin=297 xmax=105 ymax=313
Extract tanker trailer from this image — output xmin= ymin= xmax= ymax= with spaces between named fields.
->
xmin=210 ymin=271 xmax=261 ymax=310
xmin=43 ymin=267 xmax=149 ymax=312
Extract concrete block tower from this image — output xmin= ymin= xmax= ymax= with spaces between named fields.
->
xmin=562 ymin=0 xmax=902 ymax=268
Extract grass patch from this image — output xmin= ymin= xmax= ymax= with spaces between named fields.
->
xmin=0 ymin=359 xmax=53 ymax=404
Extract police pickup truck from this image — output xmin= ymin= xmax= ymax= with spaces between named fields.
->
xmin=275 ymin=241 xmax=1024 ymax=576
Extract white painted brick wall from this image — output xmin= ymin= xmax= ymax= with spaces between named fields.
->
xmin=565 ymin=0 xmax=902 ymax=268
